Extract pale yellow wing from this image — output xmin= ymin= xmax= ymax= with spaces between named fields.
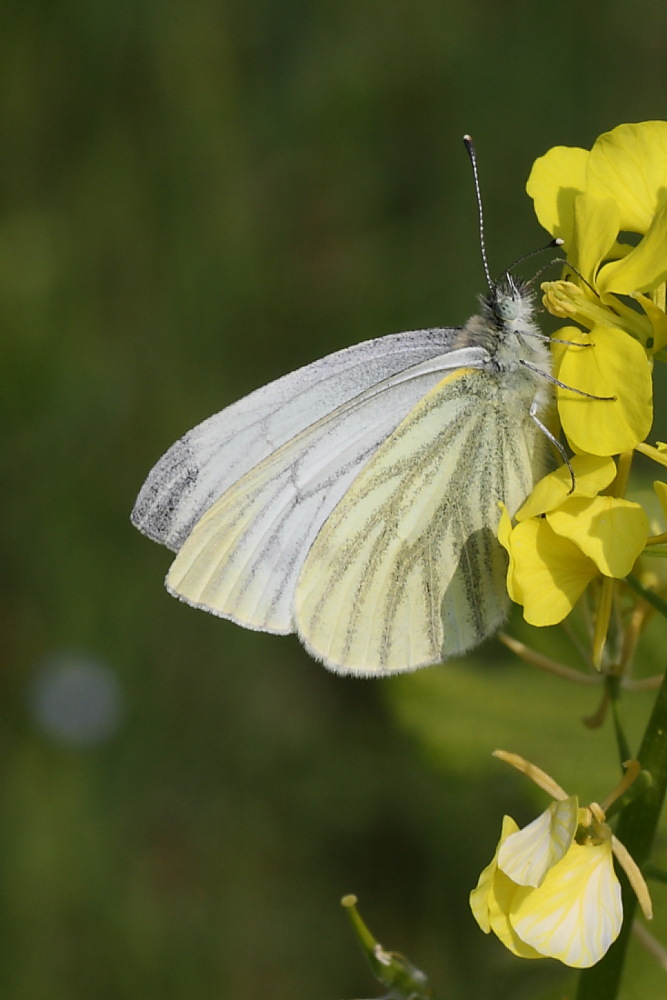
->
xmin=293 ymin=367 xmax=545 ymax=675
xmin=164 ymin=351 xmax=487 ymax=633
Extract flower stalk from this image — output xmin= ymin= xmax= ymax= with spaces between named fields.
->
xmin=341 ymin=895 xmax=436 ymax=1000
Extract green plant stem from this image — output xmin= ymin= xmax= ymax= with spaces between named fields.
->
xmin=575 ymin=664 xmax=667 ymax=1000
xmin=608 ymin=676 xmax=632 ymax=764
xmin=626 ymin=573 xmax=667 ymax=618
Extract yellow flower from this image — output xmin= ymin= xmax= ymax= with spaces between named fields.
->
xmin=470 ymin=752 xmax=652 ymax=969
xmin=528 ymin=121 xmax=667 ymax=310
xmin=498 ymin=457 xmax=649 ymax=627
xmin=498 ymin=507 xmax=597 ymax=627
xmin=501 ymin=124 xmax=667 ymax=636
xmin=527 ymin=121 xmax=667 ymax=458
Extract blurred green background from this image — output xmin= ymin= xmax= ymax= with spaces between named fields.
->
xmin=4 ymin=1 xmax=667 ymax=998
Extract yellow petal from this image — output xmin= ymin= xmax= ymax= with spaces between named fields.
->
xmin=555 ymin=325 xmax=653 ymax=455
xmin=572 ymin=193 xmax=620 ymax=287
xmin=505 ymin=517 xmax=598 ymax=626
xmin=547 ymin=497 xmax=649 ymax=577
xmin=510 ymin=840 xmax=622 ymax=968
xmin=586 ymin=121 xmax=667 ymax=233
xmin=526 ymin=146 xmax=588 ymax=245
xmin=470 ymin=815 xmax=519 ymax=933
xmin=498 ymin=797 xmax=578 ymax=888
xmin=655 ymin=480 xmax=667 ymax=522
xmin=497 ymin=503 xmax=513 ymax=548
xmin=635 ymin=293 xmax=667 ymax=353
xmin=470 ymin=816 xmax=544 ymax=960
xmin=498 ymin=504 xmax=523 ymax=604
xmin=488 ymin=868 xmax=544 ymax=960
xmin=597 ymin=200 xmax=667 ymax=296
xmin=516 ymin=455 xmax=616 ymax=521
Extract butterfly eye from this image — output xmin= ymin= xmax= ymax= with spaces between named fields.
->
xmin=496 ymin=295 xmax=520 ymax=323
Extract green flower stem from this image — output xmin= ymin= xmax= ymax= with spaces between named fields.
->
xmin=575 ymin=664 xmax=667 ymax=1000
xmin=608 ymin=676 xmax=632 ymax=764
xmin=626 ymin=573 xmax=667 ymax=618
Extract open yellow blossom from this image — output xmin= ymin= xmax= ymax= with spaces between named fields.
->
xmin=498 ymin=457 xmax=649 ymax=627
xmin=528 ymin=121 xmax=667 ymax=311
xmin=527 ymin=122 xmax=667 ymax=458
xmin=470 ymin=752 xmax=652 ymax=969
xmin=499 ymin=508 xmax=597 ymax=626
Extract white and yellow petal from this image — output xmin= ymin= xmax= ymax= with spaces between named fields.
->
xmin=509 ymin=838 xmax=622 ymax=968
xmin=498 ymin=797 xmax=578 ymax=888
xmin=469 ymin=816 xmax=543 ymax=960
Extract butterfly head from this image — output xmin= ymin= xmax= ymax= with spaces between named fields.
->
xmin=484 ymin=274 xmax=536 ymax=335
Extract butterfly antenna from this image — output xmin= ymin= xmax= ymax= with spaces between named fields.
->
xmin=508 ymin=237 xmax=563 ymax=274
xmin=463 ymin=134 xmax=493 ymax=292
xmin=504 ymin=237 xmax=564 ymax=288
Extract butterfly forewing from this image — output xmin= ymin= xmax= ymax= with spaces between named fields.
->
xmin=163 ymin=342 xmax=490 ymax=634
xmin=294 ymin=367 xmax=547 ymax=675
xmin=131 ymin=328 xmax=481 ymax=552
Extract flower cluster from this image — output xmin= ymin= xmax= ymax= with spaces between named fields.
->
xmin=470 ymin=123 xmax=666 ymax=981
xmin=501 ymin=122 xmax=667 ymax=640
xmin=469 ymin=752 xmax=652 ymax=968
xmin=499 ymin=455 xmax=648 ymax=628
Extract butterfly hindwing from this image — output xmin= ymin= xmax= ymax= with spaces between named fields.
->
xmin=294 ymin=366 xmax=546 ymax=674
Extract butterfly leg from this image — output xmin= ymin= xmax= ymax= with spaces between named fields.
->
xmin=529 ymin=399 xmax=575 ymax=492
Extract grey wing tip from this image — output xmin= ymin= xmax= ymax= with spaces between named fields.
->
xmin=131 ymin=485 xmax=199 ymax=551
xmin=130 ymin=484 xmax=180 ymax=552
xmin=130 ymin=439 xmax=201 ymax=552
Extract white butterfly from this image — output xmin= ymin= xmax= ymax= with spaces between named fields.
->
xmin=131 ymin=276 xmax=554 ymax=676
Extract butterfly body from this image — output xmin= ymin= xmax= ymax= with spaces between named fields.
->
xmin=132 ymin=279 xmax=553 ymax=675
